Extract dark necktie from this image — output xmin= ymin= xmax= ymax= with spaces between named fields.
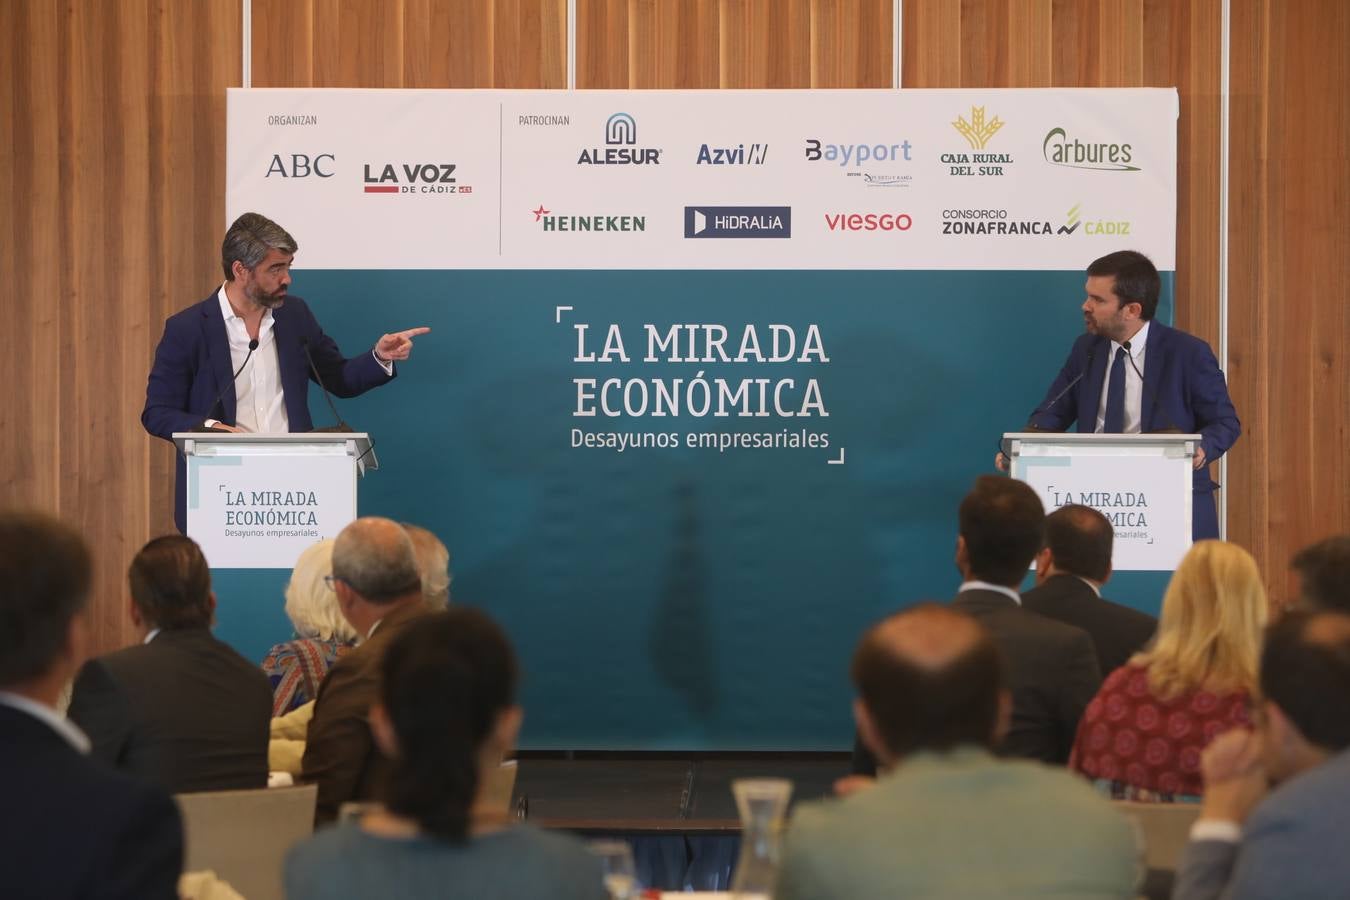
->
xmin=1103 ymin=347 xmax=1126 ymax=433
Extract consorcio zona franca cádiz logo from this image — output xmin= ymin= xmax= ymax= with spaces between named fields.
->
xmin=530 ymin=205 xmax=647 ymax=233
xmin=362 ymin=162 xmax=471 ymax=195
xmin=1042 ymin=127 xmax=1141 ymax=172
xmin=684 ymin=206 xmax=791 ymax=239
xmin=577 ymin=112 xmax=662 ymax=165
xmin=824 ymin=212 xmax=912 ymax=232
xmin=943 ymin=106 xmax=1013 ymax=176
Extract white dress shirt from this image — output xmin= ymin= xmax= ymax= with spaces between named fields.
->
xmin=0 ymin=690 xmax=92 ymax=754
xmin=217 ymin=285 xmax=289 ymax=434
xmin=958 ymin=580 xmax=1022 ymax=604
xmin=1094 ymin=319 xmax=1151 ymax=434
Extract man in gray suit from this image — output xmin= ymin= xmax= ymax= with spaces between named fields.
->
xmin=1174 ymin=609 xmax=1350 ymax=900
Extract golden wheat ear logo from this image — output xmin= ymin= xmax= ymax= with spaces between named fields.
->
xmin=952 ymin=106 xmax=1004 ymax=150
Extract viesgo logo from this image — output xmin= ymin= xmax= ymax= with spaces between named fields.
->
xmin=577 ymin=112 xmax=662 ymax=165
xmin=362 ymin=163 xmax=471 ymax=195
xmin=825 ymin=212 xmax=912 ymax=232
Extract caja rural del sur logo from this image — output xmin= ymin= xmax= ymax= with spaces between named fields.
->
xmin=942 ymin=106 xmax=1013 ymax=176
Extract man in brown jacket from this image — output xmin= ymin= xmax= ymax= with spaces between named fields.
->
xmin=302 ymin=517 xmax=431 ymax=824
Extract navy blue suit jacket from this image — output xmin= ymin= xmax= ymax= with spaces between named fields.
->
xmin=1029 ymin=321 xmax=1240 ymax=539
xmin=0 ymin=704 xmax=183 ymax=899
xmin=142 ymin=292 xmax=395 ymax=531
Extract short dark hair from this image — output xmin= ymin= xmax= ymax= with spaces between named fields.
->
xmin=220 ymin=212 xmax=297 ymax=281
xmin=1044 ymin=504 xmax=1114 ymax=582
xmin=0 ymin=511 xmax=92 ymax=686
xmin=1291 ymin=535 xmax=1350 ymax=613
xmin=1261 ymin=610 xmax=1350 ymax=752
xmin=128 ymin=535 xmax=213 ymax=630
xmin=852 ymin=604 xmax=1004 ymax=757
xmin=959 ymin=476 xmax=1045 ymax=586
xmin=1087 ymin=250 xmax=1161 ymax=321
xmin=381 ymin=609 xmax=519 ymax=842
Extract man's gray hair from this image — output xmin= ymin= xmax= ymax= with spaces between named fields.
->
xmin=332 ymin=517 xmax=423 ymax=605
xmin=221 ymin=212 xmax=298 ymax=281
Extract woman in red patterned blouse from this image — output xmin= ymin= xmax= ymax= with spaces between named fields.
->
xmin=1070 ymin=540 xmax=1268 ymax=801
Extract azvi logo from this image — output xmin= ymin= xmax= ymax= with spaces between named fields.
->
xmin=578 ymin=112 xmax=661 ymax=165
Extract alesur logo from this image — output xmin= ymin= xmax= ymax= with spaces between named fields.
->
xmin=578 ymin=112 xmax=661 ymax=165
xmin=531 ymin=205 xmax=647 ymax=233
xmin=685 ymin=206 xmax=791 ymax=239
xmin=942 ymin=106 xmax=1013 ymax=176
xmin=362 ymin=163 xmax=471 ymax=195
xmin=266 ymin=153 xmax=334 ymax=178
xmin=1043 ymin=127 xmax=1140 ymax=172
xmin=696 ymin=143 xmax=769 ymax=165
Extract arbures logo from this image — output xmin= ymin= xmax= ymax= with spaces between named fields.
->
xmin=362 ymin=163 xmax=471 ymax=195
xmin=1042 ymin=127 xmax=1140 ymax=172
xmin=684 ymin=206 xmax=791 ymax=239
xmin=578 ymin=112 xmax=662 ymax=165
xmin=824 ymin=212 xmax=912 ymax=232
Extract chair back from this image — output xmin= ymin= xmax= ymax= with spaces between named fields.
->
xmin=176 ymin=784 xmax=317 ymax=900
xmin=1114 ymin=800 xmax=1201 ymax=871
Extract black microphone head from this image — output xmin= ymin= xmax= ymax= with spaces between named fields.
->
xmin=1122 ymin=340 xmax=1132 ymax=352
xmin=248 ymin=338 xmax=259 ymax=351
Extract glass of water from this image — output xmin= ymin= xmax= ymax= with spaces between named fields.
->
xmin=588 ymin=839 xmax=639 ymax=900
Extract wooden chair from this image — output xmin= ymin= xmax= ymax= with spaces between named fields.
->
xmin=176 ymin=784 xmax=318 ymax=900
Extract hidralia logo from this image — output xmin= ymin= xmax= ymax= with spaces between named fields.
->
xmin=531 ymin=205 xmax=647 ymax=232
xmin=362 ymin=163 xmax=470 ymax=195
xmin=696 ymin=143 xmax=769 ymax=165
xmin=578 ymin=112 xmax=661 ymax=165
xmin=684 ymin=206 xmax=791 ymax=239
xmin=824 ymin=212 xmax=912 ymax=232
xmin=266 ymin=153 xmax=334 ymax=177
xmin=1043 ymin=127 xmax=1140 ymax=172
xmin=942 ymin=106 xmax=1013 ymax=176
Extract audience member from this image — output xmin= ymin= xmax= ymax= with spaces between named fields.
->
xmin=0 ymin=511 xmax=183 ymax=899
xmin=780 ymin=604 xmax=1137 ymax=900
xmin=1290 ymin=534 xmax=1350 ymax=612
xmin=1023 ymin=504 xmax=1157 ymax=675
xmin=262 ymin=540 xmax=358 ymax=716
xmin=403 ymin=522 xmax=451 ymax=609
xmin=302 ymin=516 xmax=433 ymax=823
xmin=68 ymin=534 xmax=272 ymax=793
xmin=1174 ymin=610 xmax=1350 ymax=899
xmin=1071 ymin=540 xmax=1266 ymax=800
xmin=286 ymin=609 xmax=604 ymax=899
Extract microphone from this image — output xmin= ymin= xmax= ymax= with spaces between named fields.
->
xmin=300 ymin=336 xmax=354 ymax=433
xmin=1024 ymin=344 xmax=1098 ymax=431
xmin=196 ymin=338 xmax=258 ymax=431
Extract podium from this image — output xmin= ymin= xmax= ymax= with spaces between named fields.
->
xmin=172 ymin=432 xmax=377 ymax=569
xmin=1001 ymin=432 xmax=1199 ymax=571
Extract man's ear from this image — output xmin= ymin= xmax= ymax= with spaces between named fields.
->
xmin=491 ymin=706 xmax=524 ymax=757
xmin=993 ymin=689 xmax=1013 ymax=745
xmin=370 ymin=702 xmax=399 ymax=759
xmin=1034 ymin=547 xmax=1053 ymax=581
xmin=853 ymin=698 xmax=891 ymax=770
xmin=126 ymin=595 xmax=143 ymax=629
xmin=955 ymin=535 xmax=968 ymax=574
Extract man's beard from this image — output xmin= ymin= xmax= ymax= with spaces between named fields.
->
xmin=249 ymin=284 xmax=286 ymax=308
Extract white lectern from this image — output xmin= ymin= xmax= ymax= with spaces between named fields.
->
xmin=172 ymin=432 xmax=377 ymax=569
xmin=1001 ymin=432 xmax=1199 ymax=572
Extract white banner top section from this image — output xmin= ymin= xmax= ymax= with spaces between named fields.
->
xmin=227 ymin=88 xmax=1177 ymax=271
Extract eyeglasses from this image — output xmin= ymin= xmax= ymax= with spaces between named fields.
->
xmin=323 ymin=574 xmax=343 ymax=591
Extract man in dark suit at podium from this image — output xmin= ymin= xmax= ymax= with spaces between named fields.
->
xmin=1022 ymin=504 xmax=1157 ymax=678
xmin=1007 ymin=250 xmax=1240 ymax=540
xmin=0 ymin=511 xmax=182 ymax=899
xmin=141 ymin=212 xmax=430 ymax=531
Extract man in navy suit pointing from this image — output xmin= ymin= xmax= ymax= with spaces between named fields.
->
xmin=1001 ymin=250 xmax=1240 ymax=540
xmin=142 ymin=212 xmax=430 ymax=531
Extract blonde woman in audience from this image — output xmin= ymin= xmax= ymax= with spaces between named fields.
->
xmin=260 ymin=540 xmax=358 ymax=716
xmin=1070 ymin=540 xmax=1267 ymax=800
xmin=285 ymin=609 xmax=605 ymax=900
xmin=403 ymin=523 xmax=451 ymax=609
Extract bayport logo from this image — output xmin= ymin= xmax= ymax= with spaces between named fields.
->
xmin=1043 ymin=127 xmax=1140 ymax=172
xmin=531 ymin=205 xmax=647 ymax=233
xmin=824 ymin=212 xmax=912 ymax=232
xmin=362 ymin=163 xmax=470 ymax=195
xmin=684 ymin=206 xmax=791 ymax=239
xmin=578 ymin=112 xmax=662 ymax=165
xmin=942 ymin=106 xmax=1013 ymax=176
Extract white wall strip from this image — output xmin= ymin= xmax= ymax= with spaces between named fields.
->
xmin=241 ymin=0 xmax=252 ymax=89
xmin=567 ymin=0 xmax=577 ymax=90
xmin=894 ymin=0 xmax=903 ymax=88
xmin=1219 ymin=0 xmax=1231 ymax=539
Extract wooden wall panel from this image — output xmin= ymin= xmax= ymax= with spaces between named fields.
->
xmin=577 ymin=0 xmax=892 ymax=88
xmin=253 ymin=0 xmax=565 ymax=88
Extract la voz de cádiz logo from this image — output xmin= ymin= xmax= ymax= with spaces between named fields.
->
xmin=362 ymin=162 xmax=471 ymax=195
xmin=684 ymin=206 xmax=791 ymax=239
xmin=578 ymin=113 xmax=661 ymax=165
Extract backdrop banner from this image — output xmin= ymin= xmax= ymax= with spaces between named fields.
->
xmin=221 ymin=88 xmax=1177 ymax=748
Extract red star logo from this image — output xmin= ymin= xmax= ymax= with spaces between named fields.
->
xmin=532 ymin=205 xmax=550 ymax=221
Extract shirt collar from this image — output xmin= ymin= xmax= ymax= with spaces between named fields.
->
xmin=958 ymin=581 xmax=1022 ymax=604
xmin=1113 ymin=318 xmax=1151 ymax=356
xmin=0 ymin=691 xmax=92 ymax=754
xmin=143 ymin=628 xmax=162 ymax=644
xmin=1073 ymin=575 xmax=1103 ymax=598
xmin=216 ymin=283 xmax=273 ymax=325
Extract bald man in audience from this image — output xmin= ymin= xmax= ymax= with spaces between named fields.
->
xmin=302 ymin=517 xmax=432 ymax=824
xmin=779 ymin=605 xmax=1137 ymax=900
xmin=1175 ymin=609 xmax=1350 ymax=900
